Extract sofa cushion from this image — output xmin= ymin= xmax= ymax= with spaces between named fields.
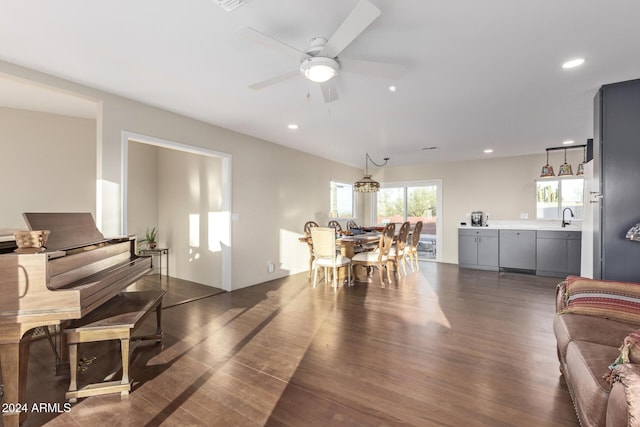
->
xmin=565 ymin=341 xmax=620 ymax=427
xmin=554 ymin=313 xmax=638 ymax=360
xmin=607 ymin=381 xmax=629 ymax=427
xmin=608 ymin=364 xmax=640 ymax=427
xmin=562 ymin=276 xmax=640 ymax=324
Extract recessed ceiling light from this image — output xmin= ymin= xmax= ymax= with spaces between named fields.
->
xmin=484 ymin=149 xmax=494 ymax=154
xmin=562 ymin=58 xmax=585 ymax=69
xmin=562 ymin=140 xmax=575 ymax=145
xmin=287 ymin=124 xmax=298 ymax=130
xmin=388 ymin=85 xmax=397 ymax=92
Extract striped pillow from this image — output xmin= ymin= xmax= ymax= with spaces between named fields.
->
xmin=562 ymin=276 xmax=640 ymax=324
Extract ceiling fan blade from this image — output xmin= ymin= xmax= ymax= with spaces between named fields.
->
xmin=249 ymin=70 xmax=299 ymax=90
xmin=339 ymin=58 xmax=405 ymax=80
xmin=320 ymin=0 xmax=381 ymax=58
xmin=240 ymin=27 xmax=309 ymax=59
xmin=320 ymin=80 xmax=339 ymax=103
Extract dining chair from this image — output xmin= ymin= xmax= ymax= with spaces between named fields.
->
xmin=327 ymin=220 xmax=343 ymax=233
xmin=389 ymin=221 xmax=411 ymax=276
xmin=304 ymin=221 xmax=319 ymax=278
xmin=351 ymin=222 xmax=396 ymax=286
xmin=346 ymin=220 xmax=359 ymax=230
xmin=407 ymin=221 xmax=423 ymax=272
xmin=310 ymin=227 xmax=352 ymax=288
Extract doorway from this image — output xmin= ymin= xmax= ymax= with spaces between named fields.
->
xmin=374 ymin=180 xmax=442 ymax=262
xmin=121 ymin=131 xmax=232 ymax=291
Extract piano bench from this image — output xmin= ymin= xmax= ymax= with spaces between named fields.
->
xmin=63 ymin=290 xmax=166 ymax=403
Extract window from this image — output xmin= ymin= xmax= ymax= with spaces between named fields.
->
xmin=375 ymin=182 xmax=441 ymax=261
xmin=330 ymin=181 xmax=354 ymax=219
xmin=536 ymin=178 xmax=584 ymax=219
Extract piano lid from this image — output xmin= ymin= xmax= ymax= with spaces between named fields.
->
xmin=23 ymin=212 xmax=107 ymax=251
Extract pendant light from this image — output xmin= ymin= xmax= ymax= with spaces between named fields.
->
xmin=354 ymin=153 xmax=389 ymax=192
xmin=558 ymin=148 xmax=574 ymax=176
xmin=577 ymin=146 xmax=586 ymax=175
xmin=540 ymin=150 xmax=555 ymax=178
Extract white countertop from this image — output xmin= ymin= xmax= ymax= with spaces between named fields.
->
xmin=458 ymin=220 xmax=582 ymax=231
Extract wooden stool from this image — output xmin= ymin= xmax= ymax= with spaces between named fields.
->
xmin=64 ymin=290 xmax=166 ymax=403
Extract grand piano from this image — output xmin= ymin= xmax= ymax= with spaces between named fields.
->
xmin=0 ymin=213 xmax=152 ymax=427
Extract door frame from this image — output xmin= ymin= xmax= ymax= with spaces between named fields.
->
xmin=372 ymin=179 xmax=443 ymax=262
xmin=121 ymin=131 xmax=232 ymax=291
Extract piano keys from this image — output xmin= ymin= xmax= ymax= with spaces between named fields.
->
xmin=0 ymin=213 xmax=152 ymax=427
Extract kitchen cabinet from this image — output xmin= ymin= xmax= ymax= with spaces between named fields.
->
xmin=458 ymin=229 xmax=499 ymax=271
xmin=499 ymin=230 xmax=536 ymax=271
xmin=536 ymin=230 xmax=582 ymax=277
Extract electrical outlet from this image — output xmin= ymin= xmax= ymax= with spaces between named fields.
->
xmin=520 ymin=212 xmax=528 ymax=219
xmin=267 ymin=261 xmax=275 ymax=273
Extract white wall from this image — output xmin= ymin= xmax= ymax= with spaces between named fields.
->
xmin=128 ymin=142 xmax=224 ymax=287
xmin=0 ymin=60 xmax=363 ymax=290
xmin=0 ymin=107 xmax=96 ymax=228
xmin=158 ymin=148 xmax=223 ymax=287
xmin=127 ymin=141 xmax=158 ymax=238
xmin=379 ymin=150 xmax=585 ymax=264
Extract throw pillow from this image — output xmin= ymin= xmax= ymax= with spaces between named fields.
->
xmin=605 ymin=329 xmax=640 ymax=384
xmin=562 ymin=276 xmax=640 ymax=324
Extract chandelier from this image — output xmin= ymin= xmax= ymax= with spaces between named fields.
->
xmin=540 ymin=144 xmax=587 ymax=178
xmin=354 ymin=153 xmax=389 ymax=193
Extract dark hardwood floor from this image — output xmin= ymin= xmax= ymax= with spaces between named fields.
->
xmin=13 ymin=263 xmax=579 ymax=427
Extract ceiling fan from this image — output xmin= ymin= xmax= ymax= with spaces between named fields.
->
xmin=241 ymin=0 xmax=404 ymax=103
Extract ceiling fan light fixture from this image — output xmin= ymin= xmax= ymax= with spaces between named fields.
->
xmin=300 ymin=57 xmax=338 ymax=83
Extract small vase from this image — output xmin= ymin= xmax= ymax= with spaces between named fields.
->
xmin=148 ymin=242 xmax=157 ymax=250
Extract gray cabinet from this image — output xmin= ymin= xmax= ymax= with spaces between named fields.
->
xmin=536 ymin=231 xmax=582 ymax=277
xmin=499 ymin=230 xmax=536 ymax=271
xmin=458 ymin=229 xmax=499 ymax=271
xmin=593 ymin=79 xmax=640 ymax=281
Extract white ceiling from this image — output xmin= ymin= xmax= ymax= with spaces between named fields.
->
xmin=0 ymin=0 xmax=639 ymax=168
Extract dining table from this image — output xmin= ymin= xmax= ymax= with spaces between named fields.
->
xmin=299 ymin=223 xmax=416 ymax=286
xmin=335 ymin=233 xmax=381 ymax=258
xmin=299 ymin=231 xmax=383 ymax=284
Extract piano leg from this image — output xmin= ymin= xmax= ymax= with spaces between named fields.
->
xmin=0 ymin=330 xmax=33 ymax=427
xmin=55 ymin=326 xmax=71 ymax=376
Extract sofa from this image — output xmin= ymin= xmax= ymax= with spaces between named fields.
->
xmin=555 ymin=276 xmax=640 ymax=427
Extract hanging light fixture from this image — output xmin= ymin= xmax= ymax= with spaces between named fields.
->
xmin=354 ymin=153 xmax=389 ymax=192
xmin=540 ymin=150 xmax=555 ymax=178
xmin=577 ymin=146 xmax=586 ymax=175
xmin=558 ymin=148 xmax=574 ymax=176
xmin=541 ymin=144 xmax=587 ymax=178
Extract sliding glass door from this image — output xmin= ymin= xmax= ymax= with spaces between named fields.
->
xmin=375 ymin=181 xmax=441 ymax=262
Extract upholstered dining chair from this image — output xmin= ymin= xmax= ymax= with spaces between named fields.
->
xmin=407 ymin=221 xmax=423 ymax=272
xmin=310 ymin=227 xmax=352 ymax=288
xmin=304 ymin=221 xmax=319 ymax=278
xmin=327 ymin=220 xmax=343 ymax=233
xmin=351 ymin=222 xmax=396 ymax=286
xmin=389 ymin=221 xmax=411 ymax=276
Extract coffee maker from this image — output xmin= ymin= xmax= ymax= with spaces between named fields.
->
xmin=471 ymin=211 xmax=487 ymax=227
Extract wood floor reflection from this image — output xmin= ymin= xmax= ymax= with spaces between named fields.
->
xmin=17 ymin=264 xmax=579 ymax=427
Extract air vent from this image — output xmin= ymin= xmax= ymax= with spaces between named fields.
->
xmin=213 ymin=0 xmax=252 ymax=12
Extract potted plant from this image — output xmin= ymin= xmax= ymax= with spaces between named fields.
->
xmin=140 ymin=227 xmax=158 ymax=250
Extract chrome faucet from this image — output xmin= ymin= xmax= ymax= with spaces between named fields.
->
xmin=562 ymin=207 xmax=575 ymax=228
